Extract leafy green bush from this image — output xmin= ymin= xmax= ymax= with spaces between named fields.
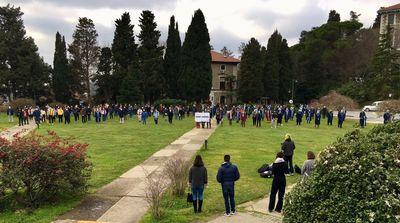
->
xmin=0 ymin=131 xmax=92 ymax=208
xmin=284 ymin=122 xmax=400 ymax=223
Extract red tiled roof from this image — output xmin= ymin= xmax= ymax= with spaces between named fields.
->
xmin=379 ymin=3 xmax=400 ymax=12
xmin=211 ymin=51 xmax=240 ymax=63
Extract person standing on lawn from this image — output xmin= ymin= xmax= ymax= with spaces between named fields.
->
xmin=6 ymin=106 xmax=13 ymax=122
xmin=327 ymin=110 xmax=333 ymax=125
xmin=314 ymin=110 xmax=321 ymax=128
xmin=217 ymin=155 xmax=240 ymax=217
xmin=33 ymin=107 xmax=41 ymax=129
xmin=268 ymin=151 xmax=289 ymax=213
xmin=281 ymin=134 xmax=295 ymax=175
xmin=359 ymin=110 xmax=367 ymax=128
xmin=153 ymin=109 xmax=159 ymax=125
xmin=189 ymin=155 xmax=208 ymax=214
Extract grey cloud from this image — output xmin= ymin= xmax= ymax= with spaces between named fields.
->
xmin=245 ymin=1 xmax=326 ymax=44
xmin=8 ymin=0 xmax=177 ymax=10
xmin=209 ymin=28 xmax=247 ymax=55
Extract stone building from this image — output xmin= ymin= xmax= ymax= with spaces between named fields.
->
xmin=378 ymin=3 xmax=400 ymax=49
xmin=209 ymin=51 xmax=240 ymax=105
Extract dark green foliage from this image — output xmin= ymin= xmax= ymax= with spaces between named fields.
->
xmin=262 ymin=30 xmax=293 ymax=102
xmin=0 ymin=4 xmax=51 ymax=101
xmin=117 ymin=63 xmax=143 ymax=104
xmin=178 ymin=9 xmax=212 ymax=102
xmin=237 ymin=38 xmax=264 ymax=102
xmin=164 ymin=16 xmax=181 ymax=98
xmin=327 ymin=10 xmax=340 ymax=22
xmin=138 ymin=10 xmax=165 ymax=103
xmin=154 ymin=98 xmax=186 ymax=108
xmin=368 ymin=25 xmax=400 ymax=99
xmin=93 ymin=47 xmax=113 ymax=103
xmin=53 ymin=32 xmax=71 ymax=103
xmin=68 ymin=17 xmax=100 ymax=102
xmin=111 ymin=12 xmax=137 ymax=102
xmin=284 ymin=121 xmax=400 ymax=223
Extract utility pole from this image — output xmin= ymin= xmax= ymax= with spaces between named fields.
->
xmin=291 ymin=79 xmax=297 ymax=101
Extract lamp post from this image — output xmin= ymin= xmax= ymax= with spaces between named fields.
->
xmin=291 ymin=79 xmax=297 ymax=101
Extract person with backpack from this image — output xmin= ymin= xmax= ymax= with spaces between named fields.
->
xmin=281 ymin=134 xmax=296 ymax=175
xmin=189 ymin=155 xmax=208 ymax=213
xmin=268 ymin=151 xmax=289 ymax=213
xmin=217 ymin=155 xmax=240 ymax=217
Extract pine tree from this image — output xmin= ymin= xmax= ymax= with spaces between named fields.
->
xmin=68 ymin=17 xmax=100 ymax=103
xmin=328 ymin=10 xmax=341 ymax=22
xmin=53 ymin=32 xmax=70 ymax=103
xmin=370 ymin=25 xmax=400 ymax=99
xmin=220 ymin=46 xmax=233 ymax=57
xmin=164 ymin=15 xmax=181 ymax=98
xmin=93 ymin=47 xmax=113 ymax=103
xmin=0 ymin=4 xmax=51 ymax=101
xmin=179 ymin=9 xmax=212 ymax=102
xmin=138 ymin=10 xmax=165 ymax=103
xmin=237 ymin=38 xmax=264 ymax=102
xmin=112 ymin=12 xmax=137 ymax=101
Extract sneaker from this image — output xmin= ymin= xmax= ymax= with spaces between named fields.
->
xmin=230 ymin=211 xmax=236 ymax=215
xmin=224 ymin=213 xmax=231 ymax=217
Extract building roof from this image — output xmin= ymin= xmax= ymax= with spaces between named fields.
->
xmin=378 ymin=3 xmax=400 ymax=13
xmin=211 ymin=51 xmax=240 ymax=63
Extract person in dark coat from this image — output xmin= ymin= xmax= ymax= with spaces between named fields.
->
xmin=167 ymin=107 xmax=174 ymax=124
xmin=216 ymin=155 xmax=240 ymax=216
xmin=189 ymin=155 xmax=208 ymax=213
xmin=33 ymin=107 xmax=41 ymax=129
xmin=314 ymin=110 xmax=321 ymax=128
xmin=383 ymin=110 xmax=391 ymax=124
xmin=296 ymin=110 xmax=303 ymax=125
xmin=327 ymin=110 xmax=333 ymax=125
xmin=321 ymin=106 xmax=327 ymax=119
xmin=268 ymin=151 xmax=289 ymax=213
xmin=64 ymin=107 xmax=71 ymax=124
xmin=17 ymin=107 xmax=24 ymax=126
xmin=281 ymin=134 xmax=295 ymax=175
xmin=359 ymin=110 xmax=367 ymax=128
xmin=6 ymin=106 xmax=14 ymax=122
xmin=338 ymin=109 xmax=345 ymax=128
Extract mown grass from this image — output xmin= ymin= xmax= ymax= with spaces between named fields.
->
xmin=0 ymin=116 xmax=194 ymax=223
xmin=141 ymin=118 xmax=376 ymax=223
xmin=0 ymin=113 xmax=15 ymax=130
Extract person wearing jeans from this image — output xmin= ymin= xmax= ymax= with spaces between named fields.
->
xmin=189 ymin=155 xmax=208 ymax=213
xmin=217 ymin=155 xmax=240 ymax=217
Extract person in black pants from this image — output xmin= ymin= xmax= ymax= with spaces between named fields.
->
xmin=281 ymin=134 xmax=295 ymax=175
xmin=216 ymin=155 xmax=240 ymax=216
xmin=269 ymin=151 xmax=289 ymax=213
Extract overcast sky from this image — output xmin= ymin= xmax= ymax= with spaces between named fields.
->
xmin=2 ymin=0 xmax=399 ymax=65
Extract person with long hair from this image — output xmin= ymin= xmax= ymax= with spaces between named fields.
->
xmin=189 ymin=155 xmax=208 ymax=213
xmin=268 ymin=151 xmax=289 ymax=213
xmin=302 ymin=151 xmax=315 ymax=177
xmin=281 ymin=134 xmax=296 ymax=175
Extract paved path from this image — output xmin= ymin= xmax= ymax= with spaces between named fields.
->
xmin=208 ymin=185 xmax=294 ymax=223
xmin=0 ymin=122 xmax=36 ymax=140
xmin=55 ymin=122 xmax=217 ymax=223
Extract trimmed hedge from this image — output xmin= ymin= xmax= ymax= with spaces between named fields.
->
xmin=284 ymin=122 xmax=400 ymax=223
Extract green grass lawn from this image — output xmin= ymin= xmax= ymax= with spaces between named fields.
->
xmin=0 ymin=113 xmax=16 ymax=130
xmin=0 ymin=116 xmax=195 ymax=223
xmin=141 ymin=118 xmax=376 ymax=223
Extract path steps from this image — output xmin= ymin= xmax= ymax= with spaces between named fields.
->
xmin=54 ymin=122 xmax=216 ymax=223
xmin=0 ymin=122 xmax=36 ymax=141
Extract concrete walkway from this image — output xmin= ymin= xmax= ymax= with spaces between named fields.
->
xmin=55 ymin=122 xmax=216 ymax=223
xmin=208 ymin=185 xmax=294 ymax=223
xmin=0 ymin=122 xmax=36 ymax=140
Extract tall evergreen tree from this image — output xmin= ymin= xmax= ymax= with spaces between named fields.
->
xmin=263 ymin=31 xmax=281 ymax=101
xmin=237 ymin=38 xmax=264 ymax=102
xmin=164 ymin=15 xmax=181 ymax=98
xmin=0 ymin=4 xmax=51 ymax=101
xmin=118 ymin=61 xmax=143 ymax=104
xmin=112 ymin=12 xmax=137 ymax=101
xmin=279 ymin=39 xmax=293 ymax=102
xmin=93 ymin=47 xmax=113 ymax=103
xmin=369 ymin=25 xmax=400 ymax=99
xmin=68 ymin=17 xmax=100 ymax=103
xmin=220 ymin=46 xmax=233 ymax=57
xmin=53 ymin=32 xmax=70 ymax=103
xmin=138 ymin=10 xmax=165 ymax=103
xmin=179 ymin=9 xmax=212 ymax=102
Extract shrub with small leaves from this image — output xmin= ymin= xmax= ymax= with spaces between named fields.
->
xmin=0 ymin=131 xmax=92 ymax=208
xmin=284 ymin=121 xmax=400 ymax=223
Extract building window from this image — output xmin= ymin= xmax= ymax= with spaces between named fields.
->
xmin=220 ymin=96 xmax=226 ymax=104
xmin=220 ymin=64 xmax=226 ymax=71
xmin=219 ymin=77 xmax=225 ymax=90
xmin=388 ymin=14 xmax=395 ymax=25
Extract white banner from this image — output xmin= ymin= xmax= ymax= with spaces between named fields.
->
xmin=195 ymin=112 xmax=210 ymax=122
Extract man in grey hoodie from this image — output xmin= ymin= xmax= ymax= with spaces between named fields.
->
xmin=216 ymin=155 xmax=240 ymax=216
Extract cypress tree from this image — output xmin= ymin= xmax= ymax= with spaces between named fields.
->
xmin=279 ymin=39 xmax=293 ymax=102
xmin=237 ymin=38 xmax=264 ymax=102
xmin=263 ymin=31 xmax=281 ymax=102
xmin=138 ymin=10 xmax=165 ymax=103
xmin=94 ymin=47 xmax=113 ymax=103
xmin=164 ymin=16 xmax=181 ymax=98
xmin=112 ymin=12 xmax=137 ymax=101
xmin=118 ymin=61 xmax=143 ymax=104
xmin=53 ymin=32 xmax=70 ymax=103
xmin=179 ymin=9 xmax=212 ymax=102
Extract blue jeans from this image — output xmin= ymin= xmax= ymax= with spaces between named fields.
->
xmin=222 ymin=184 xmax=235 ymax=214
xmin=192 ymin=186 xmax=204 ymax=201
